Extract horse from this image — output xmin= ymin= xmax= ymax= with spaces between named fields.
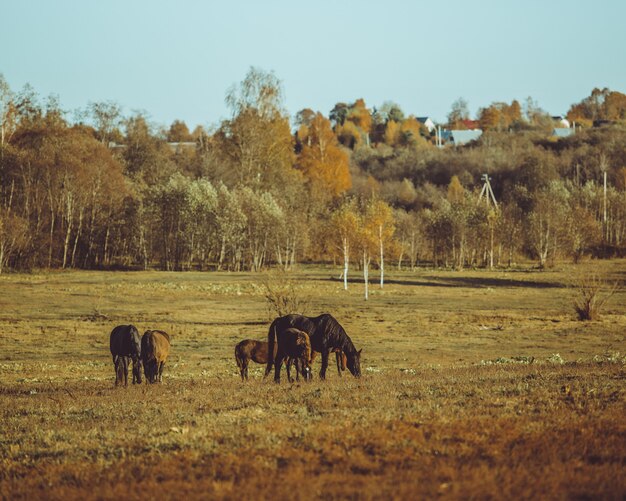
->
xmin=310 ymin=348 xmax=347 ymax=377
xmin=265 ymin=313 xmax=361 ymax=382
xmin=272 ymin=328 xmax=312 ymax=383
xmin=141 ymin=330 xmax=171 ymax=383
xmin=235 ymin=339 xmax=269 ymax=381
xmin=109 ymin=324 xmax=142 ymax=386
xmin=235 ymin=339 xmax=309 ymax=382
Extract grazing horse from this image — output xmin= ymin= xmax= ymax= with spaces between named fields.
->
xmin=235 ymin=339 xmax=269 ymax=381
xmin=109 ymin=324 xmax=142 ymax=386
xmin=310 ymin=348 xmax=347 ymax=377
xmin=141 ymin=330 xmax=171 ymax=383
xmin=272 ymin=328 xmax=312 ymax=383
xmin=266 ymin=314 xmax=361 ymax=382
xmin=235 ymin=339 xmax=309 ymax=382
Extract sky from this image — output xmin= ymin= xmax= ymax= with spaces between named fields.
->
xmin=2 ymin=0 xmax=626 ymax=131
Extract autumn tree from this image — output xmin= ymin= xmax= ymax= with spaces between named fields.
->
xmin=167 ymin=120 xmax=193 ymax=142
xmin=478 ymin=101 xmax=523 ymax=131
xmin=87 ymin=101 xmax=123 ymax=145
xmin=567 ymin=88 xmax=626 ymax=124
xmin=215 ymin=67 xmax=295 ymax=193
xmin=365 ymin=198 xmax=395 ymax=288
xmin=330 ymin=198 xmax=360 ymax=289
xmin=297 ymin=112 xmax=351 ymax=198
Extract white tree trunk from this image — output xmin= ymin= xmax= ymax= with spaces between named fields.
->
xmin=342 ymin=237 xmax=349 ymax=290
xmin=363 ymin=250 xmax=369 ymax=300
xmin=379 ymin=226 xmax=384 ymax=288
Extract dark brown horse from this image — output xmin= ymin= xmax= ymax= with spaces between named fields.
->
xmin=270 ymin=327 xmax=312 ymax=383
xmin=235 ymin=339 xmax=269 ymax=381
xmin=310 ymin=348 xmax=347 ymax=377
xmin=265 ymin=313 xmax=361 ymax=382
xmin=141 ymin=330 xmax=171 ymax=383
xmin=109 ymin=325 xmax=142 ymax=386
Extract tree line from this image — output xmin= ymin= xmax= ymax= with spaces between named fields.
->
xmin=1 ymin=69 xmax=626 ymax=282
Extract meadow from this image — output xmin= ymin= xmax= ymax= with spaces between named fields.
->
xmin=0 ymin=261 xmax=625 ymax=499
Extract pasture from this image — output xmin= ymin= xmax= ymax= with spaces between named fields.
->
xmin=1 ymin=261 xmax=625 ymax=499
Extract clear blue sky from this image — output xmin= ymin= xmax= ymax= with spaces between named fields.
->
xmin=2 ymin=0 xmax=625 ymax=130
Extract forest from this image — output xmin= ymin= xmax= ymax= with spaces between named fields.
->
xmin=1 ymin=68 xmax=626 ymax=276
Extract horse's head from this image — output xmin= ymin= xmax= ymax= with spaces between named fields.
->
xmin=302 ymin=364 xmax=312 ymax=381
xmin=346 ymin=349 xmax=362 ymax=377
xmin=132 ymin=357 xmax=143 ymax=384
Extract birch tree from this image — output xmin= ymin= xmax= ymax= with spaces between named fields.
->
xmin=330 ymin=198 xmax=359 ymax=289
xmin=365 ymin=199 xmax=395 ymax=288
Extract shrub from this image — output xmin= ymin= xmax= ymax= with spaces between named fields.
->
xmin=262 ymin=272 xmax=309 ymax=319
xmin=572 ymin=273 xmax=617 ymax=321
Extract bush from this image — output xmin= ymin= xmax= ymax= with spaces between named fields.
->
xmin=262 ymin=272 xmax=309 ymax=320
xmin=572 ymin=273 xmax=617 ymax=321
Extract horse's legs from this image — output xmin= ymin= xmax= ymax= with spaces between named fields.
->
xmin=122 ymin=356 xmax=129 ymax=386
xmin=239 ymin=359 xmax=247 ymax=381
xmin=131 ymin=356 xmax=140 ymax=384
xmin=113 ymin=355 xmax=121 ymax=386
xmin=274 ymin=353 xmax=284 ymax=383
xmin=319 ymin=350 xmax=329 ymax=380
xmin=336 ymin=351 xmax=342 ymax=377
xmin=286 ymin=357 xmax=295 ymax=383
xmin=158 ymin=361 xmax=165 ymax=383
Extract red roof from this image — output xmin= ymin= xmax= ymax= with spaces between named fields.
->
xmin=461 ymin=119 xmax=480 ymax=129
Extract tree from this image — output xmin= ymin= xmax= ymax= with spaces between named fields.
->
xmin=215 ymin=68 xmax=295 ymax=193
xmin=330 ymin=198 xmax=360 ymax=290
xmin=226 ymin=66 xmax=284 ymax=119
xmin=377 ymin=101 xmax=405 ymax=123
xmin=329 ymin=102 xmax=349 ymax=127
xmin=0 ymin=209 xmax=28 ymax=273
xmin=297 ymin=112 xmax=351 ymax=198
xmin=447 ymin=97 xmax=469 ymax=128
xmin=365 ymin=198 xmax=395 ymax=288
xmin=167 ymin=120 xmax=193 ymax=142
xmin=346 ymin=99 xmax=372 ymax=143
xmin=87 ymin=101 xmax=123 ymax=145
xmin=0 ymin=74 xmax=18 ymax=150
xmin=355 ymin=208 xmax=377 ymax=300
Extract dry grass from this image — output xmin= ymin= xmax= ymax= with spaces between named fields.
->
xmin=0 ymin=261 xmax=625 ymax=499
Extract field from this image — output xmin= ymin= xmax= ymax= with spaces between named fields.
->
xmin=1 ymin=261 xmax=625 ymax=499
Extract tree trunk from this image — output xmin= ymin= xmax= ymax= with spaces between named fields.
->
xmin=363 ymin=250 xmax=370 ymax=301
xmin=342 ymin=237 xmax=349 ymax=290
xmin=379 ymin=227 xmax=384 ymax=288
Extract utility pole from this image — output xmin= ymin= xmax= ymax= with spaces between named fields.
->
xmin=478 ymin=173 xmax=498 ymax=209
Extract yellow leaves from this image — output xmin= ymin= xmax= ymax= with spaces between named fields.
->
xmin=384 ymin=120 xmax=401 ymax=146
xmin=297 ymin=112 xmax=351 ymax=198
xmin=336 ymin=120 xmax=364 ymax=148
xmin=447 ymin=176 xmax=465 ymax=204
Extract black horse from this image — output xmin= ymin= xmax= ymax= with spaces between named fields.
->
xmin=109 ymin=325 xmax=142 ymax=386
xmin=265 ymin=313 xmax=362 ymax=382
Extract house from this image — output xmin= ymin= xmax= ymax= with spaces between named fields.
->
xmin=552 ymin=128 xmax=574 ymax=139
xmin=447 ymin=129 xmax=483 ymax=146
xmin=416 ymin=116 xmax=436 ymax=133
xmin=552 ymin=116 xmax=570 ymax=128
xmin=460 ymin=119 xmax=480 ymax=130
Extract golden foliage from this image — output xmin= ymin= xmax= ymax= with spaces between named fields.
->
xmin=297 ymin=113 xmax=351 ymax=197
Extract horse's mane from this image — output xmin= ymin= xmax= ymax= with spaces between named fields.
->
xmin=314 ymin=314 xmax=356 ymax=354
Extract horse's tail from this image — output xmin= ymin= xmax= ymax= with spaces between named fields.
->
xmin=234 ymin=345 xmax=244 ymax=371
xmin=264 ymin=320 xmax=278 ymax=378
